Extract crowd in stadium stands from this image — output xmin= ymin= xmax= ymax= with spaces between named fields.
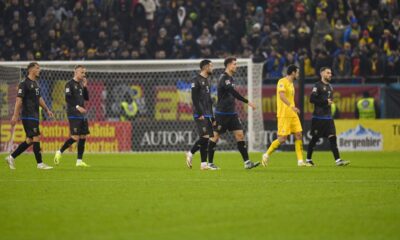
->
xmin=1 ymin=0 xmax=399 ymax=78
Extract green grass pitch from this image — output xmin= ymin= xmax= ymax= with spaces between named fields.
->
xmin=1 ymin=151 xmax=399 ymax=240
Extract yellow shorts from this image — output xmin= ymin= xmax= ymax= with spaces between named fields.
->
xmin=277 ymin=116 xmax=303 ymax=136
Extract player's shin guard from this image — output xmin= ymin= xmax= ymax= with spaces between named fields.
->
xmin=11 ymin=141 xmax=32 ymax=159
xmin=237 ymin=141 xmax=249 ymax=162
xmin=33 ymin=142 xmax=42 ymax=164
xmin=190 ymin=138 xmax=202 ymax=154
xmin=306 ymin=136 xmax=319 ymax=160
xmin=208 ymin=140 xmax=217 ymax=164
xmin=60 ymin=138 xmax=76 ymax=153
xmin=77 ymin=139 xmax=86 ymax=160
xmin=328 ymin=136 xmax=340 ymax=160
xmin=266 ymin=139 xmax=281 ymax=156
xmin=295 ymin=139 xmax=304 ymax=161
xmin=199 ymin=137 xmax=208 ymax=163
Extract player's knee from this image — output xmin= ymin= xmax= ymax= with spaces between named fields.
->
xmin=328 ymin=136 xmax=337 ymax=148
xmin=71 ymin=135 xmax=79 ymax=141
xmin=32 ymin=136 xmax=40 ymax=142
xmin=310 ymin=136 xmax=319 ymax=143
xmin=199 ymin=137 xmax=209 ymax=148
xmin=25 ymin=138 xmax=33 ymax=144
xmin=294 ymin=132 xmax=302 ymax=140
xmin=278 ymin=136 xmax=287 ymax=143
xmin=210 ymin=135 xmax=219 ymax=143
xmin=79 ymin=135 xmax=86 ymax=139
xmin=234 ymin=132 xmax=244 ymax=141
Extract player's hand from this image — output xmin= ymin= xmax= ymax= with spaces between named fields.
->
xmin=77 ymin=106 xmax=87 ymax=114
xmin=47 ymin=109 xmax=54 ymax=119
xmin=82 ymin=78 xmax=88 ymax=87
xmin=327 ymin=99 xmax=333 ymax=105
xmin=292 ymin=106 xmax=300 ymax=114
xmin=198 ymin=115 xmax=205 ymax=120
xmin=10 ymin=115 xmax=18 ymax=126
xmin=248 ymin=101 xmax=256 ymax=110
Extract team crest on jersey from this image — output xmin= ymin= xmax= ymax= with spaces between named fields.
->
xmin=312 ymin=87 xmax=317 ymax=92
xmin=75 ymin=86 xmax=78 ymax=89
xmin=191 ymin=83 xmax=195 ymax=88
xmin=18 ymin=89 xmax=22 ymax=94
xmin=279 ymin=84 xmax=283 ymax=88
xmin=218 ymin=125 xmax=222 ymax=130
xmin=323 ymin=87 xmax=326 ymax=91
xmin=225 ymin=80 xmax=231 ymax=85
xmin=66 ymin=88 xmax=70 ymax=93
xmin=33 ymin=128 xmax=37 ymax=133
xmin=202 ymin=127 xmax=207 ymax=133
xmin=31 ymin=84 xmax=34 ymax=88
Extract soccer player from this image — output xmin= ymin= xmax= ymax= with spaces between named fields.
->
xmin=54 ymin=65 xmax=90 ymax=167
xmin=306 ymin=67 xmax=350 ymax=166
xmin=5 ymin=62 xmax=54 ymax=170
xmin=207 ymin=57 xmax=260 ymax=169
xmin=186 ymin=59 xmax=217 ymax=170
xmin=262 ymin=65 xmax=306 ymax=167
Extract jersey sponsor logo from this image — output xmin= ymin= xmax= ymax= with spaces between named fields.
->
xmin=191 ymin=83 xmax=195 ymax=88
xmin=66 ymin=88 xmax=70 ymax=93
xmin=18 ymin=89 xmax=22 ymax=94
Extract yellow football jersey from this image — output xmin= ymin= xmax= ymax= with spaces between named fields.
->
xmin=276 ymin=77 xmax=296 ymax=118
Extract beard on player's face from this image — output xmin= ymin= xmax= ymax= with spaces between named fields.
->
xmin=324 ymin=74 xmax=331 ymax=82
xmin=33 ymin=70 xmax=40 ymax=78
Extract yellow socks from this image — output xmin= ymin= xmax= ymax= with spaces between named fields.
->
xmin=295 ymin=139 xmax=304 ymax=161
xmin=266 ymin=139 xmax=281 ymax=156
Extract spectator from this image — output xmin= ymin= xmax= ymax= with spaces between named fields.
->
xmin=264 ymin=50 xmax=285 ymax=78
xmin=343 ymin=17 xmax=361 ymax=47
xmin=314 ymin=50 xmax=332 ymax=73
xmin=333 ymin=19 xmax=345 ymax=47
xmin=311 ymin=11 xmax=332 ymax=53
xmin=332 ymin=50 xmax=352 ymax=77
xmin=279 ymin=27 xmax=295 ymax=53
xmin=139 ymin=0 xmax=156 ymax=32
